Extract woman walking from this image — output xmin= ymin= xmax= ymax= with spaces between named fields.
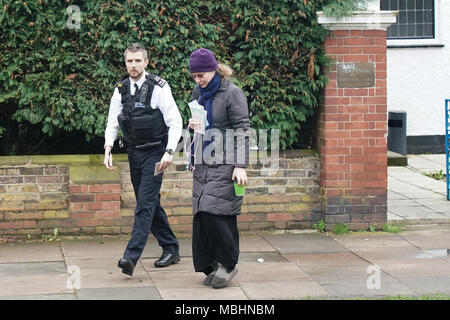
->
xmin=187 ymin=48 xmax=250 ymax=289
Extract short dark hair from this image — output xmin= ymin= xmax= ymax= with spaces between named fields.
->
xmin=124 ymin=43 xmax=148 ymax=60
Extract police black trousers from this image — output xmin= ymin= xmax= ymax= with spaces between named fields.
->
xmin=123 ymin=147 xmax=179 ymax=264
xmin=192 ymin=211 xmax=239 ymax=275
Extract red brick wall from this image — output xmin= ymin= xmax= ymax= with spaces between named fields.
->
xmin=69 ymin=184 xmax=128 ymax=234
xmin=319 ymin=30 xmax=388 ymax=230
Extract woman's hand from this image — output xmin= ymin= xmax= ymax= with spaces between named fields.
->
xmin=232 ymin=167 xmax=248 ymax=186
xmin=188 ymin=118 xmax=202 ymax=131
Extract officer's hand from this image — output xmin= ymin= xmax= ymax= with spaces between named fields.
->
xmin=159 ymin=152 xmax=173 ymax=171
xmin=104 ymin=145 xmax=116 ymax=171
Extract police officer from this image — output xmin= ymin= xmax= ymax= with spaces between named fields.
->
xmin=104 ymin=43 xmax=182 ymax=276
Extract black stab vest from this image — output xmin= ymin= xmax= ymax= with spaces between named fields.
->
xmin=116 ymin=74 xmax=168 ymax=148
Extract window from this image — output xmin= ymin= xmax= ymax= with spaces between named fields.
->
xmin=380 ymin=0 xmax=435 ymax=40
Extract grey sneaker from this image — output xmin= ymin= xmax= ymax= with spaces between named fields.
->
xmin=203 ymin=270 xmax=217 ymax=286
xmin=203 ymin=264 xmax=219 ymax=286
xmin=211 ymin=263 xmax=238 ymax=289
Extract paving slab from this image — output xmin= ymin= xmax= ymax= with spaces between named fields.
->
xmin=239 ymin=235 xmax=276 ymax=252
xmin=60 ymin=238 xmax=127 ymax=258
xmin=142 ymin=237 xmax=193 ymax=259
xmin=0 ymin=262 xmax=70 ymax=297
xmin=238 ymin=252 xmax=290 ymax=264
xmin=391 ymin=191 xmax=445 ymax=200
xmin=158 ymin=287 xmax=248 ymax=300
xmin=298 ymin=263 xmax=415 ymax=299
xmin=324 ymin=279 xmax=414 ymax=299
xmin=234 ymin=262 xmax=311 ymax=283
xmin=0 ymin=242 xmax=63 ymax=263
xmin=407 ymin=155 xmax=445 ymax=173
xmin=76 ymin=286 xmax=161 ymax=300
xmin=389 ymin=199 xmax=427 ymax=207
xmin=388 ymin=179 xmax=427 ymax=191
xmin=61 ymin=237 xmax=193 ymax=261
xmin=394 ymin=171 xmax=444 ymax=183
xmin=64 ymin=256 xmax=153 ymax=289
xmin=332 ymin=233 xmax=414 ymax=251
xmin=405 ymin=186 xmax=446 ymax=196
xmin=387 ymin=211 xmax=406 ymax=221
xmin=285 ymin=252 xmax=369 ymax=266
xmin=396 ymin=276 xmax=450 ymax=295
xmin=391 ymin=218 xmax=450 ymax=226
xmin=413 ymin=198 xmax=450 ymax=207
xmin=148 ymin=269 xmax=212 ymax=290
xmin=388 ymin=181 xmax=425 ymax=191
xmin=388 ymin=171 xmax=446 ymax=195
xmin=233 ymin=252 xmax=329 ymax=300
xmin=347 ymin=246 xmax=422 ymax=261
xmin=388 ymin=191 xmax=409 ymax=200
xmin=239 ymin=280 xmax=327 ymax=300
xmin=389 ymin=208 xmax=448 ymax=220
xmin=142 ymin=236 xmax=275 ymax=258
xmin=141 ymin=250 xmax=290 ymax=273
xmin=0 ymin=293 xmax=76 ymax=300
xmin=400 ymin=225 xmax=450 ymax=249
xmin=0 ymin=261 xmax=67 ymax=277
xmin=373 ymin=258 xmax=450 ymax=278
xmin=298 ymin=264 xmax=374 ymax=285
xmin=415 ymin=206 xmax=450 ymax=216
xmin=415 ymin=249 xmax=450 ymax=259
xmin=263 ymin=233 xmax=349 ymax=255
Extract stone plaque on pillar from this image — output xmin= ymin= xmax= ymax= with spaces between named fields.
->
xmin=337 ymin=62 xmax=375 ymax=88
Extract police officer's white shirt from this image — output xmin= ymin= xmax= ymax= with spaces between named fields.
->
xmin=104 ymin=72 xmax=182 ymax=151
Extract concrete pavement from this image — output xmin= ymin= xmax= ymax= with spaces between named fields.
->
xmin=0 ymin=154 xmax=449 ymax=300
xmin=388 ymin=154 xmax=450 ymax=225
xmin=0 ymin=226 xmax=449 ymax=300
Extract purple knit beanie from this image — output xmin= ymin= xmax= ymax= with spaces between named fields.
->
xmin=189 ymin=48 xmax=218 ymax=73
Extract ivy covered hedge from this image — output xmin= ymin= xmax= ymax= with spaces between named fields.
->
xmin=0 ymin=0 xmax=365 ymax=154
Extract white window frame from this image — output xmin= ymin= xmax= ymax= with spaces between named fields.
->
xmin=379 ymin=0 xmax=445 ymax=47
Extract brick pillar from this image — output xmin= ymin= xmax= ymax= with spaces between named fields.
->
xmin=317 ymin=10 xmax=397 ymax=230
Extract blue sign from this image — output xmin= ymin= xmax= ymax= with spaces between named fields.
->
xmin=446 ymin=99 xmax=450 ymax=200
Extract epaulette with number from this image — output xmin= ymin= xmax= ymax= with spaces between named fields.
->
xmin=146 ymin=74 xmax=166 ymax=88
xmin=115 ymin=75 xmax=129 ymax=94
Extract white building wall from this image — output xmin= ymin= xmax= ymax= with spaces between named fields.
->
xmin=386 ymin=0 xmax=450 ymax=137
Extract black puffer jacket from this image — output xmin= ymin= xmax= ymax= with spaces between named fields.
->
xmin=192 ymin=78 xmax=250 ymax=216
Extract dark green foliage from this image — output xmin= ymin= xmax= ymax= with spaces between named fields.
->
xmin=322 ymin=0 xmax=367 ymax=17
xmin=0 ymin=0 xmax=365 ymax=154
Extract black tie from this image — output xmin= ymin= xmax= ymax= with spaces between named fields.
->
xmin=134 ymin=83 xmax=140 ymax=97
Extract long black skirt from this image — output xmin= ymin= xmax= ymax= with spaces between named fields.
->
xmin=192 ymin=211 xmax=239 ymax=275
